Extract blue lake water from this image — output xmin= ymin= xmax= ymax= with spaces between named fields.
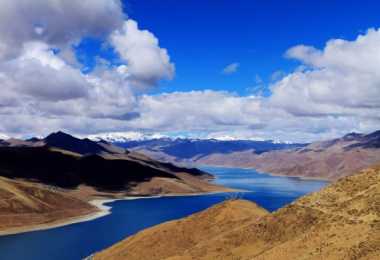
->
xmin=0 ymin=166 xmax=327 ymax=260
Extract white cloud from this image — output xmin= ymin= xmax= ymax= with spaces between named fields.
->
xmin=0 ymin=1 xmax=378 ymax=143
xmin=222 ymin=62 xmax=240 ymax=75
xmin=110 ymin=29 xmax=380 ymax=142
xmin=0 ymin=42 xmax=90 ymax=102
xmin=0 ymin=1 xmax=176 ymax=138
xmin=0 ymin=0 xmax=124 ymax=59
xmin=103 ymin=90 xmax=372 ymax=143
xmin=271 ymin=28 xmax=380 ymax=115
xmin=129 ymin=91 xmax=263 ymax=132
xmin=111 ymin=20 xmax=175 ymax=88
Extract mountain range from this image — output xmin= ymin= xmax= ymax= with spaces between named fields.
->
xmin=109 ymin=130 xmax=380 ymax=180
xmin=110 ymin=137 xmax=306 ymax=164
xmin=196 ymin=130 xmax=380 ymax=180
xmin=0 ymin=131 xmax=224 ymax=192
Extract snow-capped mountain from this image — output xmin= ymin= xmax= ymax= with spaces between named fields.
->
xmin=87 ymin=132 xmax=169 ymax=142
xmin=102 ymin=135 xmax=306 ymax=164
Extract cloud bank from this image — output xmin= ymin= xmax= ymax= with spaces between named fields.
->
xmin=0 ymin=0 xmax=175 ymax=137
xmin=0 ymin=0 xmax=378 ymax=142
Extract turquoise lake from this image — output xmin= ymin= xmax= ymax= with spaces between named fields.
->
xmin=0 ymin=166 xmax=327 ymax=260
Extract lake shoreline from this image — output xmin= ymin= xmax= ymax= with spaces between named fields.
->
xmin=0 ymin=166 xmax=326 ymax=237
xmin=198 ymin=164 xmax=330 ymax=181
xmin=0 ymin=166 xmax=328 ymax=260
xmin=0 ymin=191 xmax=232 ymax=237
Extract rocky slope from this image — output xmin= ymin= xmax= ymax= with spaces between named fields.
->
xmin=196 ymin=130 xmax=380 ymax=180
xmin=0 ymin=177 xmax=96 ymax=234
xmin=94 ymin=165 xmax=380 ymax=260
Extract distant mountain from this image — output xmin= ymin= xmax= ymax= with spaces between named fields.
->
xmin=196 ymin=130 xmax=380 ymax=180
xmin=87 ymin=132 xmax=167 ymax=142
xmin=107 ymin=130 xmax=380 ymax=180
xmin=110 ymin=138 xmax=306 ymax=163
xmin=94 ymin=165 xmax=380 ymax=260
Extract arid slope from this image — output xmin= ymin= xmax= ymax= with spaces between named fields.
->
xmin=196 ymin=131 xmax=380 ymax=180
xmin=94 ymin=166 xmax=380 ymax=260
xmin=0 ymin=177 xmax=96 ymax=233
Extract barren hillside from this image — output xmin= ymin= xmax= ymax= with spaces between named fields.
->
xmin=94 ymin=165 xmax=380 ymax=260
xmin=0 ymin=177 xmax=96 ymax=234
xmin=197 ymin=131 xmax=380 ymax=180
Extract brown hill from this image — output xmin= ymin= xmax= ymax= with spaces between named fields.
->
xmin=0 ymin=177 xmax=96 ymax=234
xmin=0 ymin=132 xmax=231 ymax=234
xmin=94 ymin=166 xmax=380 ymax=260
xmin=196 ymin=131 xmax=380 ymax=180
xmin=0 ymin=131 xmax=228 ymax=196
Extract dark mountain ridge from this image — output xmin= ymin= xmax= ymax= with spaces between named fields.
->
xmin=44 ymin=131 xmax=110 ymax=155
xmin=0 ymin=146 xmax=176 ymax=190
xmin=346 ymin=130 xmax=380 ymax=149
xmin=0 ymin=132 xmax=219 ymax=193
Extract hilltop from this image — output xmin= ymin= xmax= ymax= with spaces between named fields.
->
xmin=94 ymin=165 xmax=380 ymax=260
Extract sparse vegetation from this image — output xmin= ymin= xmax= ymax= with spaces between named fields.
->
xmin=94 ymin=166 xmax=380 ymax=260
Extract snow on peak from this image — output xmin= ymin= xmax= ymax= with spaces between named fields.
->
xmin=87 ymin=132 xmax=169 ymax=142
xmin=0 ymin=133 xmax=9 ymax=140
xmin=87 ymin=131 xmax=295 ymax=144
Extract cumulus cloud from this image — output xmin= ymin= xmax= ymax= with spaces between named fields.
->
xmin=271 ymin=28 xmax=380 ymax=115
xmin=0 ymin=0 xmax=176 ymax=137
xmin=114 ymin=29 xmax=380 ymax=142
xmin=222 ymin=62 xmax=240 ymax=75
xmin=103 ymin=91 xmax=374 ymax=142
xmin=129 ymin=91 xmax=263 ymax=131
xmin=0 ymin=1 xmax=378 ymax=143
xmin=0 ymin=41 xmax=90 ymax=102
xmin=111 ymin=20 xmax=175 ymax=88
xmin=0 ymin=0 xmax=124 ymax=59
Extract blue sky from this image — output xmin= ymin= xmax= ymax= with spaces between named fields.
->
xmin=79 ymin=0 xmax=380 ymax=96
xmin=0 ymin=0 xmax=379 ymax=141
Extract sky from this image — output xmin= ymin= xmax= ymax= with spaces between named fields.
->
xmin=0 ymin=0 xmax=379 ymax=142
